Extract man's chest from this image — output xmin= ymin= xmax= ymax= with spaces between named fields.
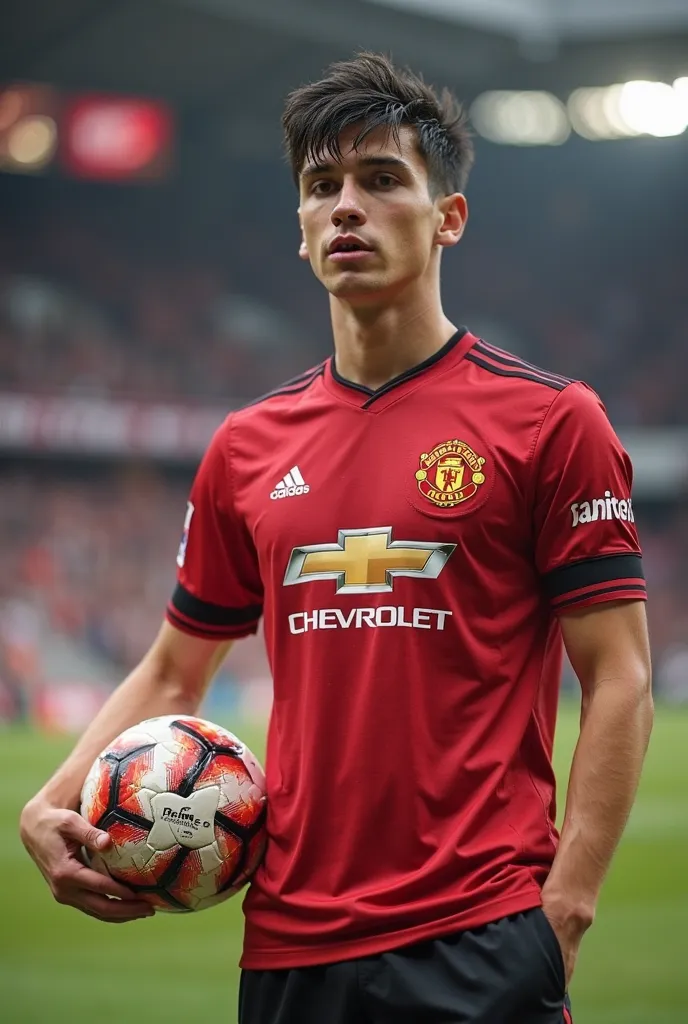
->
xmin=231 ymin=400 xmax=536 ymax=596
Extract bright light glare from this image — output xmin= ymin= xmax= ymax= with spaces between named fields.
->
xmin=618 ymin=80 xmax=688 ymax=138
xmin=471 ymin=91 xmax=570 ymax=146
xmin=602 ymin=85 xmax=640 ymax=138
xmin=569 ymin=79 xmax=688 ymax=140
xmin=567 ymin=88 xmax=628 ymax=140
xmin=6 ymin=115 xmax=57 ymax=168
xmin=673 ymin=77 xmax=688 ymax=112
xmin=474 ymin=79 xmax=688 ymax=145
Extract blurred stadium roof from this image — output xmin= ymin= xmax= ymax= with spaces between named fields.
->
xmin=3 ymin=0 xmax=687 ymax=149
xmin=365 ymin=0 xmax=688 ymax=41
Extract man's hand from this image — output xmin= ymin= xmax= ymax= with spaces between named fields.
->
xmin=540 ymin=888 xmax=594 ymax=987
xmin=20 ymin=799 xmax=155 ymax=923
xmin=17 ymin=626 xmax=233 ymax=921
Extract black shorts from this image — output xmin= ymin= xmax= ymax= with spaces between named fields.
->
xmin=239 ymin=908 xmax=573 ymax=1024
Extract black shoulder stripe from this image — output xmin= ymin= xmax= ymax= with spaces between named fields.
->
xmin=245 ymin=363 xmax=325 ymax=408
xmin=475 ymin=341 xmax=572 ymax=386
xmin=466 ymin=352 xmax=567 ymax=391
xmin=274 ymin=364 xmax=326 ymax=390
xmin=170 ymin=582 xmax=262 ymax=627
xmin=544 ymin=553 xmax=644 ymax=600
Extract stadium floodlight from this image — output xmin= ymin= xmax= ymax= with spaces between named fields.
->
xmin=672 ymin=76 xmax=688 ymax=112
xmin=601 ymin=85 xmax=641 ymax=138
xmin=470 ymin=91 xmax=570 ymax=146
xmin=6 ymin=115 xmax=58 ymax=169
xmin=569 ymin=80 xmax=688 ymax=140
xmin=567 ymin=87 xmax=626 ymax=140
xmin=617 ymin=80 xmax=688 ymax=138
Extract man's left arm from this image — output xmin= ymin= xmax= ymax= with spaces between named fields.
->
xmin=541 ymin=598 xmax=654 ymax=985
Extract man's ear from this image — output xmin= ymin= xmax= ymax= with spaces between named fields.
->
xmin=436 ymin=193 xmax=468 ymax=250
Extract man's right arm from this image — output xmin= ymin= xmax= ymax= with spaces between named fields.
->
xmin=19 ymin=621 xmax=232 ymax=922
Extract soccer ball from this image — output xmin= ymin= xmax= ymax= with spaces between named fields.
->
xmin=80 ymin=715 xmax=267 ymax=912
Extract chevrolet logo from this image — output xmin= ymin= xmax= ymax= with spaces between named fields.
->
xmin=283 ymin=527 xmax=456 ymax=594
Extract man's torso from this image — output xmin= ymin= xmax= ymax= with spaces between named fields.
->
xmin=169 ymin=330 xmax=645 ymax=968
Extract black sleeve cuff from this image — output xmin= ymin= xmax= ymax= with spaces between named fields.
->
xmin=544 ymin=553 xmax=647 ymax=610
xmin=167 ymin=582 xmax=262 ymax=638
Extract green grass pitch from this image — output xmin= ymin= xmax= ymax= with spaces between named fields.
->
xmin=1 ymin=703 xmax=686 ymax=1023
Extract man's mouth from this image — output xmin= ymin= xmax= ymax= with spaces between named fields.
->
xmin=327 ymin=236 xmax=374 ymax=261
xmin=328 ymin=235 xmax=372 ymax=252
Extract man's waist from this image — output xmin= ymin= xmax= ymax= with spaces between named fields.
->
xmin=240 ymin=869 xmax=548 ymax=969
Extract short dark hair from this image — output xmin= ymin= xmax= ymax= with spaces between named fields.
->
xmin=282 ymin=52 xmax=474 ymax=196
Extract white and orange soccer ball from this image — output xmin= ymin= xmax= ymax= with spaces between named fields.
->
xmin=80 ymin=715 xmax=267 ymax=912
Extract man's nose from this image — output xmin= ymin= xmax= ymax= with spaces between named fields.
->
xmin=331 ymin=180 xmax=367 ymax=227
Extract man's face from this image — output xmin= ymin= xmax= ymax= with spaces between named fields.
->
xmin=297 ymin=125 xmax=464 ymax=304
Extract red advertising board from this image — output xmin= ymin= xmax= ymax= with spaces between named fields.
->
xmin=60 ymin=95 xmax=173 ymax=180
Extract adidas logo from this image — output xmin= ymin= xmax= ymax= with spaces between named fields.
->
xmin=270 ymin=466 xmax=310 ymax=500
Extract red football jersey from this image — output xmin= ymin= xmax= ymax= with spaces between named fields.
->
xmin=167 ymin=330 xmax=646 ymax=969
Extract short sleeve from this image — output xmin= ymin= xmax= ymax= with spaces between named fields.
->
xmin=166 ymin=418 xmax=263 ymax=640
xmin=532 ymin=382 xmax=646 ymax=613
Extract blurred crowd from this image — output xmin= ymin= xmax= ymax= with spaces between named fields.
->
xmin=0 ymin=463 xmax=271 ymax=722
xmin=0 ymin=209 xmax=319 ymax=404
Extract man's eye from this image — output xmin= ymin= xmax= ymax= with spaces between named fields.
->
xmin=312 ymin=181 xmax=335 ymax=195
xmin=375 ymin=174 xmax=398 ymax=188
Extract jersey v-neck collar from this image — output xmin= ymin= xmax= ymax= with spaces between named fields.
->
xmin=323 ymin=327 xmax=473 ymax=410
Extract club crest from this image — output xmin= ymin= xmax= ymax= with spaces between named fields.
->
xmin=415 ymin=440 xmax=486 ymax=509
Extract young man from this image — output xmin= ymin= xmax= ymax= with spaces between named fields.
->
xmin=21 ymin=54 xmax=653 ymax=1023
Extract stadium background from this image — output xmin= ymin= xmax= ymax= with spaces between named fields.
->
xmin=1 ymin=1 xmax=686 ymax=1020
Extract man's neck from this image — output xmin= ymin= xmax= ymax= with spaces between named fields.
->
xmin=330 ymin=295 xmax=458 ymax=392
